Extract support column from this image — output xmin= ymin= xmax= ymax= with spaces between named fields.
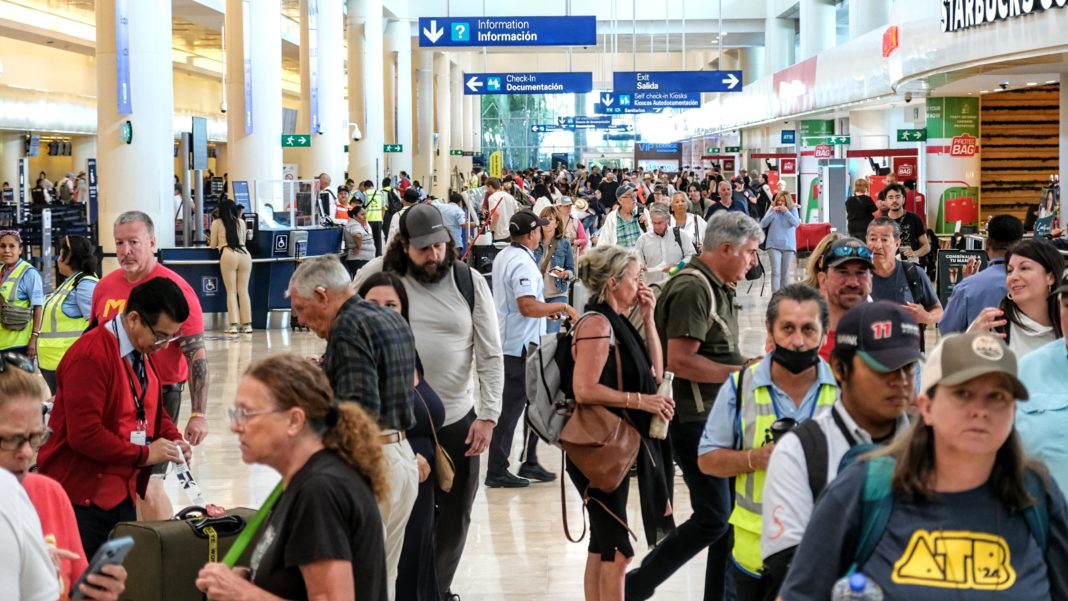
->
xmin=299 ymin=0 xmax=345 ymax=186
xmin=97 ymin=0 xmax=175 ymax=250
xmin=432 ymin=52 xmax=451 ymax=198
xmin=348 ymin=0 xmax=386 ymax=184
xmin=464 ymin=89 xmax=477 ymax=152
xmin=737 ymin=48 xmax=765 ymax=84
xmin=850 ymin=0 xmax=891 ymax=38
xmin=0 ymin=134 xmax=22 ymax=192
xmin=450 ymin=59 xmax=467 ymax=185
xmin=386 ymin=19 xmax=413 ymax=176
xmin=765 ymin=0 xmax=796 ymax=73
xmin=225 ymin=0 xmax=283 ymax=214
xmin=799 ymin=0 xmax=836 ymax=60
xmin=413 ymin=50 xmax=434 ymax=188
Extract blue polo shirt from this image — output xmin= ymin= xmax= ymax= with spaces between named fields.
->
xmin=939 ymin=258 xmax=1007 ymax=334
xmin=698 ymin=355 xmax=839 ymax=454
xmin=1017 ymin=338 xmax=1068 ymax=495
xmin=491 ymin=243 xmax=544 ymax=357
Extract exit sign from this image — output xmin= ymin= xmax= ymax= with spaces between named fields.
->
xmin=804 ymin=135 xmax=850 ymax=146
xmin=281 ymin=134 xmax=311 ymax=147
xmin=705 ymin=147 xmax=720 ymax=154
xmin=725 ymin=146 xmax=741 ymax=153
xmin=384 ymin=144 xmax=403 ymax=153
xmin=450 ymin=149 xmax=463 ymax=156
xmin=897 ymin=129 xmax=928 ymax=142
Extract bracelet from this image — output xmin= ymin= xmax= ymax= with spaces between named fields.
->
xmin=190 ymin=412 xmax=206 ymax=419
xmin=31 ymin=331 xmax=40 ymax=337
xmin=747 ymin=450 xmax=754 ymax=471
xmin=637 ymin=393 xmax=643 ymax=407
xmin=625 ymin=392 xmax=632 ymax=408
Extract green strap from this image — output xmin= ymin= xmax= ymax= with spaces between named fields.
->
xmin=222 ymin=482 xmax=284 ymax=567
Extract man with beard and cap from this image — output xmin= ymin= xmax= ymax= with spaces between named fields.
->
xmin=696 ymin=283 xmax=839 ymax=601
xmin=352 ymin=204 xmax=503 ymax=600
xmin=814 ymin=237 xmax=875 ymax=361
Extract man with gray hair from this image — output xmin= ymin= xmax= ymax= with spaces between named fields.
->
xmin=287 ymin=254 xmax=418 ymax=601
xmin=636 ymin=202 xmax=696 ymax=272
xmin=627 ymin=211 xmax=764 ymax=601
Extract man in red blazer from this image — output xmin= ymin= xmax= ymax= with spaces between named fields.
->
xmin=38 ymin=277 xmax=192 ymax=557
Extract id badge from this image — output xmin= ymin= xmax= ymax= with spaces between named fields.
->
xmin=130 ymin=422 xmax=147 ymax=446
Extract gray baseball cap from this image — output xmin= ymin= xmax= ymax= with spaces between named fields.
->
xmin=920 ymin=332 xmax=1029 ymax=399
xmin=399 ymin=204 xmax=451 ymax=249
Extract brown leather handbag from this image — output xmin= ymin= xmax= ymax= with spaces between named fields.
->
xmin=559 ymin=339 xmax=640 ymax=493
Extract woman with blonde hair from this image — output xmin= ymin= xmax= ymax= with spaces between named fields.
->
xmin=197 ymin=354 xmax=389 ymax=601
xmin=845 ymin=178 xmax=878 ymax=239
xmin=569 ymin=245 xmax=675 ymax=601
xmin=760 ymin=191 xmax=802 ymax=292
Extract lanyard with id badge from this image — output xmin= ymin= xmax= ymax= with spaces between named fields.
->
xmin=112 ymin=320 xmax=150 ymax=446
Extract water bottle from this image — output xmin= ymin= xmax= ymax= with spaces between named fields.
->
xmin=831 ymin=573 xmax=884 ymax=601
xmin=649 ymin=372 xmax=673 ymax=440
xmin=667 ymin=259 xmax=688 ymax=276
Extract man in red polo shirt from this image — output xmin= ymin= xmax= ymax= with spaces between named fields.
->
xmin=39 ymin=277 xmax=191 ymax=557
xmin=91 ymin=211 xmax=208 ymax=519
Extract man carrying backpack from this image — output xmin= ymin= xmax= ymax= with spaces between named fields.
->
xmin=696 ymin=284 xmax=840 ymax=601
xmin=759 ymin=302 xmax=920 ymax=598
xmin=352 ymin=204 xmax=503 ymax=601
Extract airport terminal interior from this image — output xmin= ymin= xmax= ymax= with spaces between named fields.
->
xmin=5 ymin=0 xmax=1068 ymax=600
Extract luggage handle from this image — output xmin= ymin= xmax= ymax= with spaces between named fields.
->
xmin=187 ymin=514 xmax=246 ymax=539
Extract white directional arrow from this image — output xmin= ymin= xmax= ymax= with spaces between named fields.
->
xmin=722 ymin=72 xmax=740 ymax=90
xmin=298 ymin=136 xmax=307 ymax=144
xmin=423 ymin=20 xmax=444 ymax=43
xmin=601 ymin=93 xmax=614 ymax=106
xmin=466 ymin=76 xmax=483 ymax=93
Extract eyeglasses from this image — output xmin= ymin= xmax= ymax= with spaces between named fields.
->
xmin=764 ymin=418 xmax=799 ymax=445
xmin=0 ymin=352 xmax=34 ymax=374
xmin=0 ymin=429 xmax=51 ymax=451
xmin=821 ymin=243 xmax=874 ymax=269
xmin=228 ymin=406 xmax=284 ymax=425
xmin=145 ymin=320 xmax=182 ymax=347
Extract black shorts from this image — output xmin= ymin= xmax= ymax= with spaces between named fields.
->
xmin=150 ymin=385 xmax=184 ymax=476
xmin=565 ymin=457 xmax=634 ymax=561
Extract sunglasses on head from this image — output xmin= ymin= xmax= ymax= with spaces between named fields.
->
xmin=0 ymin=352 xmax=34 ymax=374
xmin=821 ymin=243 xmax=874 ymax=269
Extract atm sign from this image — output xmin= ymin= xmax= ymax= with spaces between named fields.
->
xmin=950 ymin=134 xmax=979 ymax=157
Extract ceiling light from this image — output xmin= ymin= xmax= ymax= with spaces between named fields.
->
xmin=980 ymin=90 xmax=989 ymax=93
xmin=1046 ymin=80 xmax=1057 ymax=84
xmin=1026 ymin=82 xmax=1039 ymax=86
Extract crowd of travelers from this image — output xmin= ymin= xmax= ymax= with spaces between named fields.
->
xmin=3 ymin=160 xmax=1068 ymax=601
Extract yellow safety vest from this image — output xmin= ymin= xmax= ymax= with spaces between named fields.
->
xmin=0 ymin=260 xmax=34 ymax=350
xmin=728 ymin=363 xmax=838 ymax=575
xmin=365 ymin=189 xmax=390 ymax=222
xmin=37 ymin=272 xmax=98 ymax=370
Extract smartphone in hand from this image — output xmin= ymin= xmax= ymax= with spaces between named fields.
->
xmin=70 ymin=536 xmax=135 ymax=600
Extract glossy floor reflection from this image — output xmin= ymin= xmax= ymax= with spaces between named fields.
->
xmin=161 ymin=282 xmax=774 ymax=600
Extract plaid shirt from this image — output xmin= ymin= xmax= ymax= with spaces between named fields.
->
xmin=323 ymin=296 xmax=416 ymax=431
xmin=615 ymin=211 xmax=643 ymax=248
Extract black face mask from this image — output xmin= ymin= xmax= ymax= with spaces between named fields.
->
xmin=771 ymin=345 xmax=820 ymax=374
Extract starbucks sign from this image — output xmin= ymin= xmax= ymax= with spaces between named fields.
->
xmin=941 ymin=0 xmax=1068 ymax=33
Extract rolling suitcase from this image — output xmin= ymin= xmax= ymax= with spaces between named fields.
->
xmin=111 ymin=506 xmax=261 ymax=601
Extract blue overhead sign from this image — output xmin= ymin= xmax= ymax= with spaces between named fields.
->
xmin=463 ymin=72 xmax=592 ymax=95
xmin=594 ymin=103 xmax=663 ymax=115
xmin=598 ymin=91 xmax=702 ymax=110
xmin=556 ymin=116 xmax=631 ymax=131
xmin=419 ymin=16 xmax=596 ymax=47
xmin=613 ymin=70 xmax=743 ymax=93
xmin=636 ymin=143 xmax=681 ymax=154
xmin=531 ymin=124 xmax=565 ymax=133
xmin=781 ymin=130 xmax=797 ymax=145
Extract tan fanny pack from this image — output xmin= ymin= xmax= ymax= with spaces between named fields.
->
xmin=0 ymin=297 xmax=31 ymax=330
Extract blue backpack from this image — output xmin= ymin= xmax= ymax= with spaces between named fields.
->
xmin=846 ymin=455 xmax=1050 ymax=575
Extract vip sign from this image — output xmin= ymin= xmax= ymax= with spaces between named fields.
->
xmin=814 ymin=144 xmax=833 ymax=159
xmin=950 ymin=134 xmax=979 ymax=157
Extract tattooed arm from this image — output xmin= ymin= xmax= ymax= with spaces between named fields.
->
xmin=180 ymin=333 xmax=210 ymax=445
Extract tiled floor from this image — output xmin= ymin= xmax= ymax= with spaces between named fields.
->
xmin=160 ymin=280 xmax=777 ymax=600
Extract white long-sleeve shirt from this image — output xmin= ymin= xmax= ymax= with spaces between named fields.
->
xmin=353 ymin=257 xmax=504 ymax=426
